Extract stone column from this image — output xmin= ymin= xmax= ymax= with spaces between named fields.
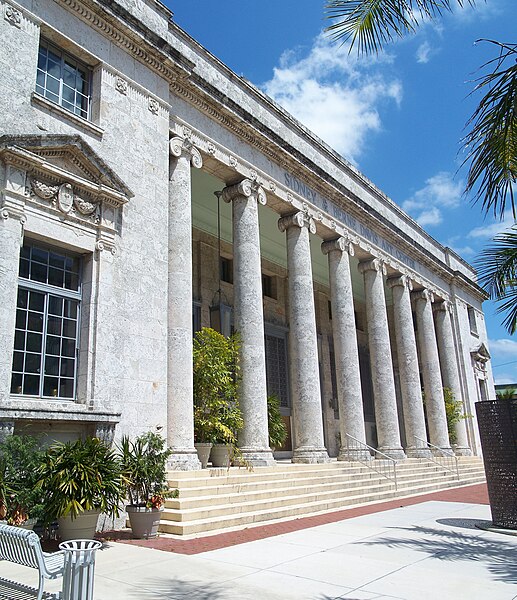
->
xmin=387 ymin=276 xmax=431 ymax=458
xmin=222 ymin=180 xmax=275 ymax=466
xmin=0 ymin=163 xmax=26 ymax=403
xmin=358 ymin=259 xmax=406 ymax=460
xmin=278 ymin=212 xmax=329 ymax=463
xmin=167 ymin=136 xmax=202 ymax=470
xmin=412 ymin=290 xmax=451 ymax=451
xmin=433 ymin=301 xmax=471 ymax=455
xmin=321 ymin=237 xmax=369 ymax=461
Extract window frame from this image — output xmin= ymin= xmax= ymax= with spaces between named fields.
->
xmin=35 ymin=38 xmax=92 ymax=121
xmin=10 ymin=243 xmax=82 ymax=401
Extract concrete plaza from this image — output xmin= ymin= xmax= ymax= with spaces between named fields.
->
xmin=1 ymin=485 xmax=516 ymax=600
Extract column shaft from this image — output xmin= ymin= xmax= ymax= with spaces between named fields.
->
xmin=388 ymin=276 xmax=431 ymax=458
xmin=413 ymin=291 xmax=451 ymax=451
xmin=279 ymin=213 xmax=328 ymax=463
xmin=223 ymin=180 xmax=274 ymax=466
xmin=167 ymin=138 xmax=202 ymax=470
xmin=359 ymin=259 xmax=406 ymax=460
xmin=322 ymin=238 xmax=369 ymax=461
xmin=434 ymin=302 xmax=471 ymax=455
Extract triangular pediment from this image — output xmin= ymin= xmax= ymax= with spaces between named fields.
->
xmin=0 ymin=134 xmax=133 ymax=201
xmin=471 ymin=342 xmax=491 ymax=362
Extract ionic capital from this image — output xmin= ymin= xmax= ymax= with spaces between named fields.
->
xmin=169 ymin=136 xmax=203 ymax=169
xmin=222 ymin=179 xmax=266 ymax=206
xmin=411 ymin=289 xmax=434 ymax=304
xmin=321 ymin=236 xmax=355 ymax=257
xmin=358 ymin=258 xmax=386 ymax=276
xmin=387 ymin=274 xmax=413 ymax=291
xmin=433 ymin=300 xmax=453 ymax=314
xmin=278 ymin=211 xmax=316 ymax=234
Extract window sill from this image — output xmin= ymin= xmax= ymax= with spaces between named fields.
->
xmin=1 ymin=398 xmax=120 ymax=422
xmin=32 ymin=93 xmax=104 ymax=138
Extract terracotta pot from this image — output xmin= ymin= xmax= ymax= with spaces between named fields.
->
xmin=126 ymin=505 xmax=163 ymax=539
xmin=58 ymin=509 xmax=100 ymax=541
xmin=195 ymin=443 xmax=212 ymax=468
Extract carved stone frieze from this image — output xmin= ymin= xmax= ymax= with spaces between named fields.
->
xmin=115 ymin=76 xmax=128 ymax=95
xmin=31 ymin=179 xmax=59 ymax=200
xmin=4 ymin=4 xmax=21 ymax=28
xmin=148 ymin=97 xmax=159 ymax=115
xmin=29 ymin=177 xmax=101 ymax=221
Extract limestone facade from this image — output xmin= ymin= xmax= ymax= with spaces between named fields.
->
xmin=0 ymin=0 xmax=494 ymax=461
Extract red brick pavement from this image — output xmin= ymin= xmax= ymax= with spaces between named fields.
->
xmin=99 ymin=483 xmax=489 ymax=555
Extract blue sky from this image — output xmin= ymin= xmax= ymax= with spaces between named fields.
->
xmin=169 ymin=1 xmax=516 ymax=385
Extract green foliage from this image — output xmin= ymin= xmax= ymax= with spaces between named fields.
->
xmin=267 ymin=395 xmax=288 ymax=450
xmin=37 ymin=437 xmax=126 ymax=522
xmin=476 ymin=227 xmax=517 ymax=334
xmin=193 ymin=328 xmax=243 ymax=444
xmin=443 ymin=387 xmax=470 ymax=445
xmin=325 ymin=0 xmax=475 ymax=55
xmin=0 ymin=435 xmax=45 ymax=525
xmin=119 ymin=432 xmax=175 ymax=509
xmin=496 ymin=387 xmax=516 ymax=400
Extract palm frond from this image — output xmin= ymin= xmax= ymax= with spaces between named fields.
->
xmin=325 ymin=0 xmax=476 ymax=54
xmin=476 ymin=227 xmax=517 ymax=333
xmin=462 ymin=40 xmax=517 ymax=220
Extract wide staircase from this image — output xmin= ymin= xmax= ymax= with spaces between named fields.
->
xmin=161 ymin=456 xmax=485 ymax=537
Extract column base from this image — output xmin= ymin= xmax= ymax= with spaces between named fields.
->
xmin=337 ymin=447 xmax=372 ymax=462
xmin=453 ymin=445 xmax=472 ymax=456
xmin=238 ymin=447 xmax=276 ymax=467
xmin=167 ymin=449 xmax=201 ymax=471
xmin=431 ymin=446 xmax=453 ymax=457
xmin=377 ymin=446 xmax=407 ymax=460
xmin=405 ymin=446 xmax=432 ymax=459
xmin=292 ymin=447 xmax=329 ymax=464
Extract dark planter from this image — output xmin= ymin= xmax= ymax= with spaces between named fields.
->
xmin=126 ymin=505 xmax=163 ymax=539
xmin=475 ymin=399 xmax=517 ymax=529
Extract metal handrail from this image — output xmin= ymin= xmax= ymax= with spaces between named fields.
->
xmin=345 ymin=434 xmax=398 ymax=490
xmin=415 ymin=436 xmax=459 ymax=479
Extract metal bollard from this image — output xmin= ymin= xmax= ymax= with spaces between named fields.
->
xmin=59 ymin=539 xmax=102 ymax=600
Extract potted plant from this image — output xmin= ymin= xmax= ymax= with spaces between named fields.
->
xmin=267 ymin=394 xmax=288 ymax=451
xmin=37 ymin=437 xmax=126 ymax=541
xmin=0 ymin=434 xmax=45 ymax=529
xmin=119 ymin=431 xmax=176 ymax=539
xmin=193 ymin=328 xmax=243 ymax=467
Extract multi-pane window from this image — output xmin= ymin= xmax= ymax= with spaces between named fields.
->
xmin=36 ymin=39 xmax=91 ymax=120
xmin=265 ymin=331 xmax=289 ymax=408
xmin=11 ymin=244 xmax=81 ymax=400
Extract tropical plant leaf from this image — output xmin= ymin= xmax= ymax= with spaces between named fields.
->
xmin=325 ymin=0 xmax=475 ymax=54
xmin=462 ymin=40 xmax=517 ymax=219
xmin=476 ymin=227 xmax=517 ymax=333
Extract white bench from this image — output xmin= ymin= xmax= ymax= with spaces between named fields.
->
xmin=0 ymin=523 xmax=65 ymax=600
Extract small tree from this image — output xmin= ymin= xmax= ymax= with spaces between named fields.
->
xmin=443 ymin=387 xmax=470 ymax=445
xmin=193 ymin=328 xmax=243 ymax=444
xmin=267 ymin=394 xmax=288 ymax=450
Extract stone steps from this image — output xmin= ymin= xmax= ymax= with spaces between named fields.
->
xmin=160 ymin=457 xmax=485 ymax=536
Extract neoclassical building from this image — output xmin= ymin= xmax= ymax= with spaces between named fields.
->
xmin=0 ymin=0 xmax=494 ymax=466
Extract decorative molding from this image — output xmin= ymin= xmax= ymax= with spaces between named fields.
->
xmin=148 ymin=97 xmax=159 ymax=115
xmin=169 ymin=136 xmax=203 ymax=169
xmin=278 ymin=211 xmax=316 ymax=234
xmin=29 ymin=177 xmax=101 ymax=222
xmin=4 ymin=3 xmax=21 ymax=27
xmin=222 ymin=179 xmax=266 ymax=206
xmin=115 ymin=76 xmax=128 ymax=95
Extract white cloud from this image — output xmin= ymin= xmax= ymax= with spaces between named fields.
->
xmin=416 ymin=41 xmax=432 ymax=63
xmin=450 ymin=244 xmax=476 ymax=258
xmin=468 ymin=212 xmax=516 ymax=239
xmin=488 ymin=338 xmax=517 ymax=357
xmin=402 ymin=171 xmax=463 ymax=227
xmin=262 ymin=34 xmax=402 ymax=163
xmin=494 ymin=373 xmax=517 ymax=385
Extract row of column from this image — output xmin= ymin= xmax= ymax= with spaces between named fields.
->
xmin=166 ymin=142 xmax=470 ymax=468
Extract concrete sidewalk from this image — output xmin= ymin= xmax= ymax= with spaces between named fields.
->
xmin=1 ymin=488 xmax=517 ymax=599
